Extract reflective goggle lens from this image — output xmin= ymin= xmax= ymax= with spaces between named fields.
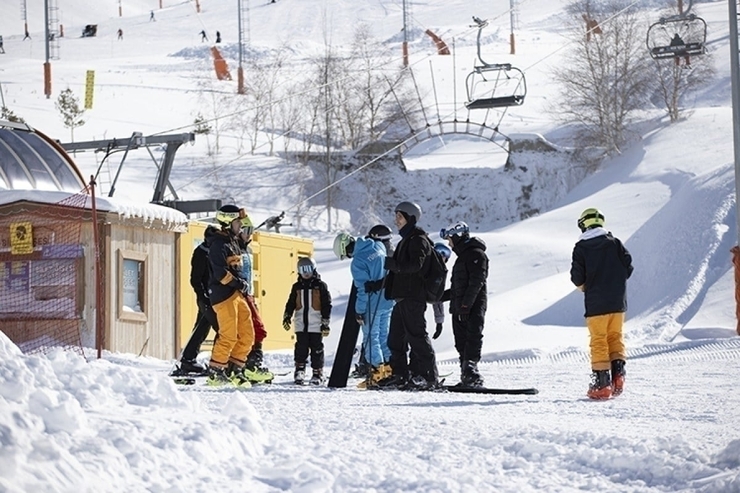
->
xmin=298 ymin=265 xmax=314 ymax=275
xmin=242 ymin=225 xmax=254 ymax=236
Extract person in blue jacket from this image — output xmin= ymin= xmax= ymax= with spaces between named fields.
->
xmin=334 ymin=231 xmax=393 ymax=388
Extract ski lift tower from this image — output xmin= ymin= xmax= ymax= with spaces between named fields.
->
xmin=237 ymin=0 xmax=250 ymax=94
xmin=728 ymin=0 xmax=740 ymax=335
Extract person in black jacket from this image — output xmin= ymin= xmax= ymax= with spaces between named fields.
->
xmin=171 ymin=225 xmax=220 ymax=376
xmin=283 ymin=257 xmax=332 ymax=385
xmin=440 ymin=221 xmax=489 ymax=387
xmin=381 ymin=201 xmax=439 ymax=390
xmin=570 ymin=208 xmax=633 ymax=400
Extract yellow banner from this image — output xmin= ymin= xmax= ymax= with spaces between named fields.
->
xmin=84 ymin=70 xmax=95 ymax=109
xmin=10 ymin=222 xmax=33 ymax=255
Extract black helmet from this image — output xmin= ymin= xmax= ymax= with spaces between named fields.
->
xmin=367 ymin=224 xmax=392 ymax=241
xmin=394 ymin=201 xmax=422 ymax=223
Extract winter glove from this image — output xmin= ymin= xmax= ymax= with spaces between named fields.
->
xmin=239 ymin=281 xmax=250 ymax=295
xmin=364 ymin=279 xmax=384 ymax=293
xmin=320 ymin=324 xmax=330 ymax=338
xmin=433 ymin=323 xmax=443 ymax=340
xmin=282 ymin=314 xmax=292 ymax=331
xmin=384 ymin=256 xmax=398 ymax=272
xmin=356 ymin=314 xmax=364 ymax=326
xmin=458 ymin=306 xmax=470 ymax=322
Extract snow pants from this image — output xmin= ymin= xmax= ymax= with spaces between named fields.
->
xmin=388 ymin=299 xmax=438 ymax=383
xmin=451 ymin=305 xmax=485 ymax=363
xmin=586 ymin=312 xmax=626 ymax=371
xmin=182 ymin=298 xmax=219 ymax=362
xmin=209 ymin=291 xmax=254 ymax=369
xmin=359 ymin=292 xmax=391 ymax=367
xmin=294 ymin=332 xmax=324 ymax=370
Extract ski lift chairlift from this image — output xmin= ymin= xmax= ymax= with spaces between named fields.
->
xmin=464 ymin=16 xmax=527 ymax=110
xmin=646 ymin=13 xmax=706 ymax=60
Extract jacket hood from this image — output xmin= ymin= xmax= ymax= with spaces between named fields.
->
xmin=453 ymin=236 xmax=486 ymax=255
xmin=354 ymin=237 xmax=382 ymax=256
xmin=203 ymin=225 xmax=220 ymax=246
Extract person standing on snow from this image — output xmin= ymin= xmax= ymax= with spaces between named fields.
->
xmin=200 ymin=30 xmax=208 ymax=42
xmin=440 ymin=221 xmax=489 ymax=387
xmin=570 ymin=208 xmax=633 ymax=400
xmin=150 ymin=10 xmax=156 ymax=22
xmin=380 ymin=201 xmax=439 ymax=390
xmin=117 ymin=29 xmax=123 ymax=40
xmin=283 ymin=257 xmax=332 ymax=385
xmin=206 ymin=205 xmax=259 ymax=387
xmin=172 ymin=225 xmax=220 ymax=376
xmin=333 ymin=230 xmax=393 ymax=388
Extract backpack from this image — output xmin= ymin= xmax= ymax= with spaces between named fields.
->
xmin=422 ymin=236 xmax=448 ymax=303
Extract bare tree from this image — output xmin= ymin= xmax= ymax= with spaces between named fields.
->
xmin=553 ymin=0 xmax=652 ymax=153
xmin=55 ymin=88 xmax=86 ymax=142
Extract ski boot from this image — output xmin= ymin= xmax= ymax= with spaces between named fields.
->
xmin=611 ymin=359 xmax=626 ymax=396
xmin=242 ymin=362 xmax=274 ymax=384
xmin=309 ymin=368 xmax=324 ymax=386
xmin=587 ymin=370 xmax=612 ymax=400
xmin=294 ymin=366 xmax=306 ymax=385
xmin=170 ymin=359 xmax=208 ymax=377
xmin=459 ymin=360 xmax=484 ymax=388
xmin=404 ymin=375 xmax=439 ymax=391
xmin=224 ymin=363 xmax=253 ymax=388
xmin=206 ymin=366 xmax=233 ymax=387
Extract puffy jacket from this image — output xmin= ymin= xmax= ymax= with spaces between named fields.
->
xmin=351 ymin=237 xmax=394 ymax=317
xmin=449 ymin=236 xmax=489 ymax=313
xmin=384 ymin=225 xmax=432 ymax=302
xmin=190 ymin=226 xmax=219 ymax=305
xmin=208 ymin=228 xmax=249 ymax=306
xmin=284 ymin=273 xmax=332 ymax=333
xmin=570 ymin=227 xmax=633 ymax=317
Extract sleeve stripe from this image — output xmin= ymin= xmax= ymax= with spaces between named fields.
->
xmin=219 ymin=272 xmax=234 ymax=285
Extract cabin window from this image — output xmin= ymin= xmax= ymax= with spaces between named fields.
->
xmin=118 ymin=250 xmax=147 ymax=322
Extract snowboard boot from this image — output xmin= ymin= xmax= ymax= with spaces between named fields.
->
xmin=587 ymin=370 xmax=612 ymax=400
xmin=294 ymin=366 xmax=306 ymax=385
xmin=611 ymin=359 xmax=626 ymax=396
xmin=309 ymin=368 xmax=324 ymax=386
xmin=460 ymin=360 xmax=484 ymax=388
xmin=375 ymin=372 xmax=407 ymax=389
xmin=206 ymin=366 xmax=233 ymax=387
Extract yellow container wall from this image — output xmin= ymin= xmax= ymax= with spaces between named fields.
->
xmin=176 ymin=223 xmax=313 ymax=354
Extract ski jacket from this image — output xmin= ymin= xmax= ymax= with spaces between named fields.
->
xmin=384 ymin=225 xmax=432 ymax=302
xmin=207 ymin=228 xmax=249 ymax=306
xmin=351 ymin=237 xmax=393 ymax=318
xmin=450 ymin=236 xmax=489 ymax=313
xmin=241 ymin=242 xmax=254 ymax=296
xmin=570 ymin=228 xmax=633 ymax=318
xmin=284 ymin=273 xmax=332 ymax=333
xmin=190 ymin=226 xmax=218 ymax=305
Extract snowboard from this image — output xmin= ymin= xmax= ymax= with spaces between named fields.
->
xmin=328 ymin=284 xmax=361 ymax=388
xmin=442 ymin=385 xmax=539 ymax=395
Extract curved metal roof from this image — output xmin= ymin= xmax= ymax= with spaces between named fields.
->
xmin=0 ymin=120 xmax=86 ymax=192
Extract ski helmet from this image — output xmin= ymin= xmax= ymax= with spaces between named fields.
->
xmin=333 ymin=232 xmax=356 ymax=260
xmin=577 ymin=208 xmax=605 ymax=232
xmin=440 ymin=221 xmax=469 ymax=240
xmin=297 ymin=257 xmax=317 ymax=276
xmin=394 ymin=201 xmax=422 ymax=223
xmin=367 ymin=224 xmax=392 ymax=241
xmin=215 ymin=205 xmax=245 ymax=228
xmin=433 ymin=242 xmax=452 ymax=261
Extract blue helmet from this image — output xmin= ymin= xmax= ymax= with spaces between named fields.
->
xmin=433 ymin=242 xmax=452 ymax=261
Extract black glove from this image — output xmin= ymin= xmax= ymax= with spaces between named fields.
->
xmin=320 ymin=324 xmax=330 ymax=337
xmin=433 ymin=323 xmax=443 ymax=340
xmin=458 ymin=306 xmax=470 ymax=322
xmin=384 ymin=257 xmax=398 ymax=272
xmin=282 ymin=314 xmax=292 ymax=331
xmin=356 ymin=314 xmax=364 ymax=325
xmin=364 ymin=279 xmax=384 ymax=293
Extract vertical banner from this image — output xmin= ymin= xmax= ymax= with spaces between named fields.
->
xmin=10 ymin=222 xmax=33 ymax=255
xmin=84 ymin=70 xmax=95 ymax=109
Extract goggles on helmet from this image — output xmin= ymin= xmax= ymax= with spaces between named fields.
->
xmin=440 ymin=222 xmax=469 ymax=240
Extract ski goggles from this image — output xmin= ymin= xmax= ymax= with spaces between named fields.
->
xmin=298 ymin=264 xmax=314 ymax=276
xmin=241 ymin=224 xmax=254 ymax=236
xmin=440 ymin=222 xmax=469 ymax=239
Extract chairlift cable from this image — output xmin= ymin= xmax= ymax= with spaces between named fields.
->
xmin=429 ymin=60 xmax=442 ymax=123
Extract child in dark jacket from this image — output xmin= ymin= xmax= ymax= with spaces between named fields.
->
xmin=570 ymin=208 xmax=633 ymax=400
xmin=283 ymin=257 xmax=332 ymax=385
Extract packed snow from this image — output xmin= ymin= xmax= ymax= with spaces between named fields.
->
xmin=1 ymin=0 xmax=739 ymax=491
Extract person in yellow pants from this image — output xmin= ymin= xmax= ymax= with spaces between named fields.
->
xmin=570 ymin=208 xmax=633 ymax=400
xmin=206 ymin=205 xmax=258 ymax=387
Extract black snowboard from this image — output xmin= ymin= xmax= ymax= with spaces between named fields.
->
xmin=442 ymin=385 xmax=539 ymax=395
xmin=328 ymin=284 xmax=361 ymax=388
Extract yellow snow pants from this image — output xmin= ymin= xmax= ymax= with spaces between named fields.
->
xmin=210 ymin=291 xmax=254 ymax=368
xmin=586 ymin=312 xmax=626 ymax=371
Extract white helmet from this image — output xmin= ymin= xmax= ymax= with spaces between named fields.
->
xmin=333 ymin=232 xmax=356 ymax=260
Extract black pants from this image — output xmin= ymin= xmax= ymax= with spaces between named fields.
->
xmin=294 ymin=332 xmax=324 ymax=370
xmin=388 ymin=299 xmax=438 ymax=382
xmin=182 ymin=299 xmax=219 ymax=362
xmin=451 ymin=308 xmax=485 ymax=363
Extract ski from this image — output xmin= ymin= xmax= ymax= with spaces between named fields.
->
xmin=171 ymin=377 xmax=197 ymax=385
xmin=442 ymin=385 xmax=538 ymax=395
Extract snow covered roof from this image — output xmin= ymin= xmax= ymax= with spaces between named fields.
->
xmin=0 ymin=120 xmax=86 ymax=192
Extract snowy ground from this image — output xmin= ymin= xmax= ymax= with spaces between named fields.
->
xmin=1 ymin=0 xmax=740 ymax=491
